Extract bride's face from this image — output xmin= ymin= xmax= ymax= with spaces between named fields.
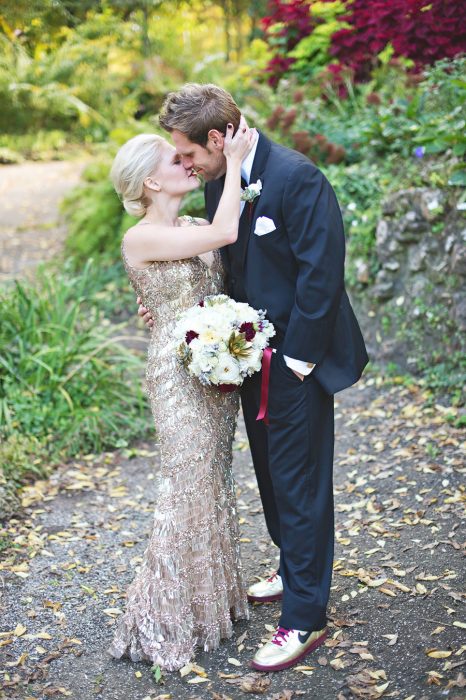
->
xmin=155 ymin=142 xmax=200 ymax=196
xmin=171 ymin=129 xmax=226 ymax=182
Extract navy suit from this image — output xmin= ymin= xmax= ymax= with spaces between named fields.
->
xmin=205 ymin=132 xmax=368 ymax=630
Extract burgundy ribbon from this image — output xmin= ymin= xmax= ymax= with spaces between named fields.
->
xmin=256 ymin=346 xmax=273 ymax=425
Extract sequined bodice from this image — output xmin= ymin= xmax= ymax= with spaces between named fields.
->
xmin=122 ymin=246 xmax=225 ymax=333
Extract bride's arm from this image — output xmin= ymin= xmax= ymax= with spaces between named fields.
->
xmin=124 ymin=119 xmax=252 ymax=263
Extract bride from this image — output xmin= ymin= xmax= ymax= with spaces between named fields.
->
xmin=107 ymin=118 xmax=254 ymax=670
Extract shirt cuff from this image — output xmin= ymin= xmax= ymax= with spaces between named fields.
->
xmin=283 ymin=355 xmax=315 ymax=375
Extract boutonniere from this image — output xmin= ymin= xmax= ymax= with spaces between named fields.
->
xmin=240 ymin=179 xmax=262 ymax=203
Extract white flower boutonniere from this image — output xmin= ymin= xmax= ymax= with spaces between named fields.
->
xmin=241 ymin=179 xmax=262 ymax=203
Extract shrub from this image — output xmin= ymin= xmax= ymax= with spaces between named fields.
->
xmin=0 ymin=263 xmax=149 ymax=470
xmin=261 ymin=0 xmax=466 ymax=89
xmin=330 ymin=0 xmax=466 ymax=82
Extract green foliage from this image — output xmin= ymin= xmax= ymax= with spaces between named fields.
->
xmin=290 ymin=1 xmax=349 ymax=80
xmin=63 ymin=174 xmax=129 ymax=264
xmin=0 ymin=1 xmax=268 ymax=159
xmin=387 ymin=296 xmax=466 ymax=407
xmin=0 ymin=262 xmax=149 ymax=479
xmin=0 ymin=434 xmax=48 ymax=487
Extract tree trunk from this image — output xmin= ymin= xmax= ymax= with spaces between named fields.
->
xmin=222 ymin=0 xmax=232 ymax=62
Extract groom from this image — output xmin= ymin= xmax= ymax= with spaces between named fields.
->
xmin=142 ymin=83 xmax=369 ymax=671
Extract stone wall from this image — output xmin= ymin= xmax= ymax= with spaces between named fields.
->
xmin=349 ymin=188 xmax=466 ymax=371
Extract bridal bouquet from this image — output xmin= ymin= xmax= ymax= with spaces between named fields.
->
xmin=174 ymin=294 xmax=275 ymax=391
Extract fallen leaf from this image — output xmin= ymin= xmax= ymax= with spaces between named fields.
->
xmin=228 ymin=657 xmax=242 ymax=667
xmin=426 ymin=649 xmax=452 ymax=658
xmin=226 ymin=672 xmax=271 ymax=693
xmin=102 ymin=608 xmax=123 ymax=616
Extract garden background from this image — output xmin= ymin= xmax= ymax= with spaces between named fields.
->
xmin=0 ymin=2 xmax=465 ymax=699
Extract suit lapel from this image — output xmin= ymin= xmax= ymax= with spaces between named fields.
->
xmin=240 ymin=131 xmax=272 ymax=268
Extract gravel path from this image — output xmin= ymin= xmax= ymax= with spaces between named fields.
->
xmin=1 ymin=379 xmax=464 ymax=700
xmin=0 ymin=161 xmax=87 ymax=281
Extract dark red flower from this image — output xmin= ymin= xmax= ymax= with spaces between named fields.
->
xmin=218 ymin=383 xmax=238 ymax=393
xmin=240 ymin=322 xmax=256 ymax=341
xmin=185 ymin=330 xmax=199 ymax=344
xmin=198 ymin=300 xmax=204 ymax=307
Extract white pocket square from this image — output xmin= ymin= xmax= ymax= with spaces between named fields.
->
xmin=254 ymin=216 xmax=276 ymax=236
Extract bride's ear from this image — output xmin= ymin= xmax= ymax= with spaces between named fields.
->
xmin=144 ymin=176 xmax=161 ymax=192
xmin=207 ymin=129 xmax=224 ymax=150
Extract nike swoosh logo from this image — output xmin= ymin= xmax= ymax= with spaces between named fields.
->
xmin=298 ymin=631 xmax=312 ymax=644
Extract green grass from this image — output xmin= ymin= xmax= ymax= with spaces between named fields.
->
xmin=0 ymin=261 xmax=149 ymax=489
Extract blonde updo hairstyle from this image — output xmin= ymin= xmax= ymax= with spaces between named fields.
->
xmin=110 ymin=134 xmax=166 ymax=217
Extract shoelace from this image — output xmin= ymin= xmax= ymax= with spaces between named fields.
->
xmin=267 ymin=572 xmax=279 ymax=583
xmin=272 ymin=626 xmax=293 ymax=647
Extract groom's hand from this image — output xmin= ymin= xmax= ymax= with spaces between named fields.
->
xmin=292 ymin=369 xmax=305 ymax=381
xmin=137 ymin=296 xmax=154 ymax=328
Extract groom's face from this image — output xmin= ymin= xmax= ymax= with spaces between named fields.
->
xmin=171 ymin=129 xmax=226 ymax=181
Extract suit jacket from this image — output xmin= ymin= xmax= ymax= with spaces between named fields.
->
xmin=204 ymin=131 xmax=369 ymax=395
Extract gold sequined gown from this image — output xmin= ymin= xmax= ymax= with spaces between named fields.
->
xmin=108 ymin=227 xmax=249 ymax=671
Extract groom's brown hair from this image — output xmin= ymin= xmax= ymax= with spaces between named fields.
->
xmin=159 ymin=83 xmax=241 ymax=147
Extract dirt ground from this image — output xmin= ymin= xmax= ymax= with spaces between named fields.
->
xmin=1 ymin=379 xmax=464 ymax=700
xmin=0 ymin=161 xmax=86 ymax=282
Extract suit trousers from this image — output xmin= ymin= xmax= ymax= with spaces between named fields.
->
xmin=240 ymin=350 xmax=334 ymax=631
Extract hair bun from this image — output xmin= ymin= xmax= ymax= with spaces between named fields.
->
xmin=123 ymin=199 xmax=146 ymax=218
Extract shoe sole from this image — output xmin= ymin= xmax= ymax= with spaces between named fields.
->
xmin=247 ymin=592 xmax=283 ymax=603
xmin=250 ymin=628 xmax=328 ymax=672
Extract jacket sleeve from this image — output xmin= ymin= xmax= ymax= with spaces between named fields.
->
xmin=281 ymin=161 xmax=345 ymax=364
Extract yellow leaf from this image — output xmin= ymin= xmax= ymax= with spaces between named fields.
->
xmin=426 ymin=649 xmax=452 ymax=658
xmin=379 ymin=586 xmax=397 ymax=597
xmin=218 ymin=672 xmax=241 ymax=679
xmin=453 ymin=621 xmax=466 ymax=629
xmin=103 ymin=608 xmax=123 ymax=616
xmin=227 ymin=657 xmax=242 ymax=666
xmin=375 ymin=681 xmax=390 ymax=694
xmin=14 ymin=624 xmax=27 ymax=637
xmin=190 ymin=663 xmax=206 ymax=676
xmin=187 ymin=677 xmax=209 ymax=683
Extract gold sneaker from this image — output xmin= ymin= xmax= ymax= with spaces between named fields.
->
xmin=247 ymin=572 xmax=283 ymax=603
xmin=251 ymin=625 xmax=328 ymax=672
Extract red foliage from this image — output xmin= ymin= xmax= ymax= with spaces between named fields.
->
xmin=261 ymin=0 xmax=314 ymax=86
xmin=291 ymin=130 xmax=346 ymax=165
xmin=329 ymin=0 xmax=466 ymax=82
xmin=261 ymin=0 xmax=466 ymax=88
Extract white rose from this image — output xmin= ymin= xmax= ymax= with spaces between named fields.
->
xmin=211 ymin=352 xmax=241 ymax=385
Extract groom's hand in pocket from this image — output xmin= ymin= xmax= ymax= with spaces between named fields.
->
xmin=137 ymin=296 xmax=154 ymax=328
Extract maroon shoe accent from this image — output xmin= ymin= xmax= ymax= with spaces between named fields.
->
xmin=250 ymin=628 xmax=328 ymax=672
xmin=247 ymin=591 xmax=283 ymax=603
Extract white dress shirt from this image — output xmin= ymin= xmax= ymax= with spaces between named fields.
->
xmin=240 ymin=135 xmax=315 ymax=377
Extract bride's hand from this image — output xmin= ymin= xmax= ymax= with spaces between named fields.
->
xmin=224 ymin=115 xmax=255 ymax=163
